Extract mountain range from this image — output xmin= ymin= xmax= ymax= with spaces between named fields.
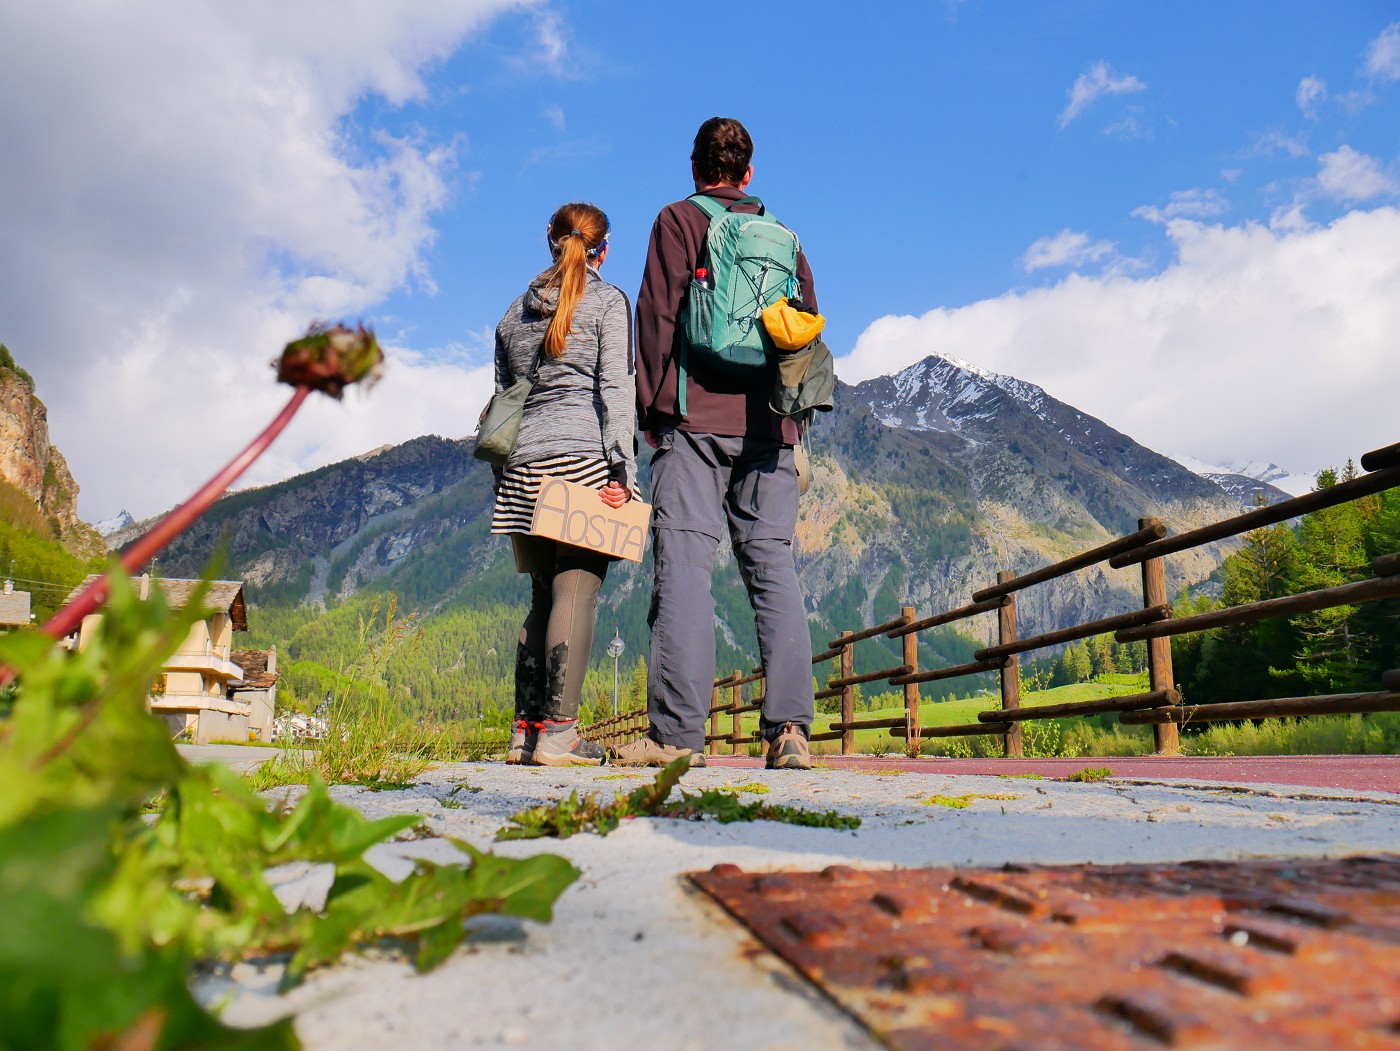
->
xmin=101 ymin=353 xmax=1276 ymax=699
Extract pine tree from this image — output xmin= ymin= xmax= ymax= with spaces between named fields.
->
xmin=1059 ymin=641 xmax=1091 ymax=684
xmin=626 ymin=656 xmax=648 ymax=709
xmin=1202 ymin=520 xmax=1303 ymax=701
xmin=1290 ymin=468 xmax=1378 ymax=691
xmin=1090 ymin=633 xmax=1118 ymax=678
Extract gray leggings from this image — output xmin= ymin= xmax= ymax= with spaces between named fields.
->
xmin=512 ymin=535 xmax=610 ymax=722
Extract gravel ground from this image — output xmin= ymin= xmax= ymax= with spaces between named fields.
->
xmin=195 ymin=757 xmax=1400 ymax=1050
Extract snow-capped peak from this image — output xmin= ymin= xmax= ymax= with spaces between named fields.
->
xmin=1172 ymin=455 xmax=1314 ymax=497
xmin=96 ymin=510 xmax=135 ymax=536
xmin=891 ymin=354 xmax=1052 ymax=420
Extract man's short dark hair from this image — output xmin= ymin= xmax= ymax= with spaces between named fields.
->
xmin=691 ymin=117 xmax=753 ymax=186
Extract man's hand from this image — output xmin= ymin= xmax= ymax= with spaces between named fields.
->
xmin=599 ymin=481 xmax=632 ymax=508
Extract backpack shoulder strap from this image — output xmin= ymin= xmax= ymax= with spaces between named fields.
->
xmin=686 ymin=193 xmax=731 ymax=221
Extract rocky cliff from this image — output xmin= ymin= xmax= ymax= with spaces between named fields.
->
xmin=0 ymin=348 xmax=102 ymax=558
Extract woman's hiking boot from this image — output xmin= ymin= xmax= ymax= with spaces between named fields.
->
xmin=531 ymin=719 xmax=606 ymax=767
xmin=765 ymin=722 xmax=812 ymax=770
xmin=505 ymin=720 xmax=537 ymax=765
xmin=610 ymin=734 xmax=706 ymax=768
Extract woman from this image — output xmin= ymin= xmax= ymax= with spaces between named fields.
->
xmin=490 ymin=202 xmax=634 ymax=766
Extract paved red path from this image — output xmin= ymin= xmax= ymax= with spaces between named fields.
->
xmin=704 ymin=754 xmax=1400 ymax=795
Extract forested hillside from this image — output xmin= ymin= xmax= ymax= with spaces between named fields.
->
xmin=1171 ymin=465 xmax=1399 ymax=704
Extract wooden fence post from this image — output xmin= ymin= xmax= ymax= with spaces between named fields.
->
xmin=997 ymin=572 xmax=1024 ymax=757
xmin=901 ymin=606 xmax=921 ymax=757
xmin=839 ymin=631 xmax=855 ymax=756
xmin=708 ymin=682 xmax=721 ymax=757
xmin=1138 ymin=516 xmax=1180 ymax=756
xmin=730 ymin=670 xmax=742 ymax=756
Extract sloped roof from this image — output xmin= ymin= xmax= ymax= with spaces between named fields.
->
xmin=0 ymin=590 xmax=31 ymax=626
xmin=68 ymin=575 xmax=247 ymax=631
xmin=230 ymin=649 xmax=279 ymax=691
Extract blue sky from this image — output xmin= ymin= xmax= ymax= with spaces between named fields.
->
xmin=2 ymin=2 xmax=1398 ymax=517
xmin=387 ymin=1 xmax=1399 ymax=356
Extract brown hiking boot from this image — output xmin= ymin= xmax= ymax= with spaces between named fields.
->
xmin=531 ymin=719 xmax=606 ymax=767
xmin=610 ymin=734 xmax=706 ymax=768
xmin=505 ymin=720 xmax=536 ymax=764
xmin=765 ymin=723 xmax=812 ymax=770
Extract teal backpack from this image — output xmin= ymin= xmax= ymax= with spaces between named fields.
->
xmin=678 ymin=194 xmax=800 ymax=415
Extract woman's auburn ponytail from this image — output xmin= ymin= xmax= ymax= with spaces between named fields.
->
xmin=541 ymin=202 xmax=608 ymax=358
xmin=545 ymin=234 xmax=588 ymax=357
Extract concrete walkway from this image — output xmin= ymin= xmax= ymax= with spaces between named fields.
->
xmin=190 ymin=756 xmax=1400 ymax=1050
xmin=704 ymin=753 xmax=1400 ymax=794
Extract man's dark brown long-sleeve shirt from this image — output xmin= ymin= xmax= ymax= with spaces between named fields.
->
xmin=635 ymin=185 xmax=817 ymax=445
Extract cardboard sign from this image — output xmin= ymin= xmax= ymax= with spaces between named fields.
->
xmin=529 ymin=478 xmax=651 ymax=562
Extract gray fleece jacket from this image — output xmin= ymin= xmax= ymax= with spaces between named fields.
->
xmin=494 ymin=267 xmax=636 ymax=488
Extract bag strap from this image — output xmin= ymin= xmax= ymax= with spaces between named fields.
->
xmin=677 ymin=343 xmax=689 ymax=419
xmin=686 ymin=193 xmax=768 ymax=219
xmin=686 ymin=193 xmax=729 ymax=221
xmin=523 ymin=342 xmax=545 ymax=385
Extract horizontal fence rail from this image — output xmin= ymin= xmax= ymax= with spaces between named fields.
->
xmin=582 ymin=439 xmax=1400 ymax=759
xmin=1108 ymin=464 xmax=1400 ymax=569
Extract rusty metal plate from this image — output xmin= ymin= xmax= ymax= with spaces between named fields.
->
xmin=691 ymin=856 xmax=1400 ymax=1050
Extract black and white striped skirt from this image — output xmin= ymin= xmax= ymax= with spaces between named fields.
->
xmin=490 ymin=455 xmax=613 ymax=535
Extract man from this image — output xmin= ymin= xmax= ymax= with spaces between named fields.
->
xmin=614 ymin=117 xmax=816 ymax=771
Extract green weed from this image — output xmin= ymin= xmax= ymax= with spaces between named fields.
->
xmin=923 ymin=793 xmax=1020 ymax=808
xmin=0 ymin=570 xmax=578 ymax=1049
xmin=1063 ymin=767 xmax=1114 ymax=782
xmin=496 ymin=758 xmax=860 ymax=839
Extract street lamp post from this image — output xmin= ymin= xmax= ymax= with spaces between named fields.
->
xmin=606 ymin=630 xmax=625 ymax=716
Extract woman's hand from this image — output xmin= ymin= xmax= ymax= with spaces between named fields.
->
xmin=599 ymin=481 xmax=632 ymax=508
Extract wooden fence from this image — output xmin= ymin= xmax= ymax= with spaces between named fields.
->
xmin=585 ymin=439 xmax=1400 ymax=758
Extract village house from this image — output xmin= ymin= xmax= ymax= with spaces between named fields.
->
xmin=0 ymin=579 xmax=32 ymax=630
xmin=69 ymin=573 xmax=279 ymax=744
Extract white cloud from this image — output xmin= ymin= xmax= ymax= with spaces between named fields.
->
xmin=1250 ymin=129 xmax=1310 ymax=159
xmin=0 ymin=1 xmax=533 ymax=519
xmin=1296 ymin=75 xmax=1327 ymax=118
xmin=1366 ymin=22 xmax=1400 ymax=81
xmin=509 ymin=9 xmax=571 ymax=77
xmin=840 ymin=207 xmax=1400 ymax=479
xmin=1102 ymin=111 xmax=1151 ymax=141
xmin=1022 ymin=230 xmax=1115 ymax=271
xmin=1132 ymin=188 xmax=1228 ymax=224
xmin=1316 ymin=146 xmax=1399 ymax=202
xmin=544 ymin=103 xmax=566 ymax=130
xmin=1058 ymin=61 xmax=1147 ymax=129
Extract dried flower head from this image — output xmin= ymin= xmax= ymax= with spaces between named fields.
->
xmin=275 ymin=322 xmax=385 ymax=399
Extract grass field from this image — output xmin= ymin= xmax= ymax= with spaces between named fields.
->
xmin=703 ymin=675 xmax=1400 ymax=758
xmin=707 ymin=679 xmax=1154 ymax=756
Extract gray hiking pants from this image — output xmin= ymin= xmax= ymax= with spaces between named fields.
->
xmin=646 ymin=430 xmax=814 ymax=751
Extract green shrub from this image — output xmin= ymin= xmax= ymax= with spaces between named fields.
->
xmin=0 ymin=571 xmax=577 ymax=1048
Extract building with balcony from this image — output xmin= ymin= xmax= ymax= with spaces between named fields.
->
xmin=70 ymin=573 xmax=262 ymax=744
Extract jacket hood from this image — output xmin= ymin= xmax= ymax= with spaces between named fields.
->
xmin=525 ymin=273 xmax=560 ymax=318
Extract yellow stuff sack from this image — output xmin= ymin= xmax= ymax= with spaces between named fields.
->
xmin=760 ymin=297 xmax=826 ymax=351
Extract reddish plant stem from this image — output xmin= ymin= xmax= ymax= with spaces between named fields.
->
xmin=40 ymin=386 xmax=312 ymax=643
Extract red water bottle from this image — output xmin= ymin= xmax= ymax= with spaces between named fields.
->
xmin=695 ymin=267 xmax=708 ymax=287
